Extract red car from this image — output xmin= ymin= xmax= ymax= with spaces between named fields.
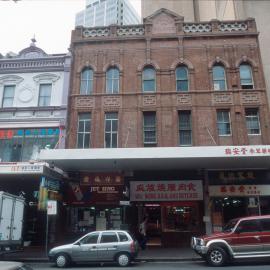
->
xmin=191 ymin=215 xmax=270 ymax=266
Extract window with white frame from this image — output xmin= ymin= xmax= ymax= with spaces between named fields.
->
xmin=179 ymin=111 xmax=192 ymax=146
xmin=217 ymin=110 xmax=231 ymax=136
xmin=245 ymin=108 xmax=260 ymax=135
xmin=143 ymin=112 xmax=156 ymax=146
xmin=77 ymin=113 xmax=91 ymax=148
xmin=106 ymin=67 xmax=119 ymax=94
xmin=2 ymin=85 xmax=15 ymax=108
xmin=105 ymin=112 xmax=118 ymax=148
xmin=213 ymin=65 xmax=227 ymax=90
xmin=38 ymin=83 xmax=52 ymax=106
xmin=240 ymin=64 xmax=254 ymax=89
xmin=176 ymin=66 xmax=189 ymax=91
xmin=142 ymin=67 xmax=156 ymax=92
xmin=80 ymin=68 xmax=93 ymax=94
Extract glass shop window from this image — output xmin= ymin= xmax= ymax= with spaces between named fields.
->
xmin=161 ymin=204 xmax=199 ymax=232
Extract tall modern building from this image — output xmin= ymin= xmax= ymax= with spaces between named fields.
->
xmin=75 ymin=0 xmax=141 ymax=27
xmin=141 ymin=0 xmax=270 ymax=104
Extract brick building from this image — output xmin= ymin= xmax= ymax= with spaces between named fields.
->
xmin=40 ymin=9 xmax=270 ymax=247
xmin=67 ymin=9 xmax=269 ymax=148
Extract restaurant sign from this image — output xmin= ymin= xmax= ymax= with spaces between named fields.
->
xmin=209 ymin=185 xmax=270 ymax=197
xmin=130 ymin=181 xmax=203 ymax=201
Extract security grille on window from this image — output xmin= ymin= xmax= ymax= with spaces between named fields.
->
xmin=143 ymin=112 xmax=156 ymax=146
xmin=240 ymin=64 xmax=254 ymax=89
xmin=213 ymin=65 xmax=227 ymax=91
xmin=2 ymin=85 xmax=15 ymax=108
xmin=105 ymin=112 xmax=118 ymax=148
xmin=176 ymin=66 xmax=189 ymax=91
xmin=245 ymin=108 xmax=260 ymax=135
xmin=38 ymin=84 xmax=52 ymax=106
xmin=142 ymin=67 xmax=156 ymax=92
xmin=80 ymin=68 xmax=93 ymax=94
xmin=217 ymin=110 xmax=231 ymax=136
xmin=77 ymin=113 xmax=91 ymax=148
xmin=179 ymin=111 xmax=192 ymax=146
xmin=106 ymin=67 xmax=120 ymax=94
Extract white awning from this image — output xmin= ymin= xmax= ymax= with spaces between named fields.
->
xmin=39 ymin=145 xmax=270 ymax=172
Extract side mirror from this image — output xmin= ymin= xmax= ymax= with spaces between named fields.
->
xmin=234 ymin=226 xmax=241 ymax=234
xmin=74 ymin=241 xmax=81 ymax=246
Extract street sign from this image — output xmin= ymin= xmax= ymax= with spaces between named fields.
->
xmin=47 ymin=200 xmax=57 ymax=215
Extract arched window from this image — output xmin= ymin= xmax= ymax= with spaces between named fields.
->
xmin=212 ymin=65 xmax=227 ymax=91
xmin=176 ymin=66 xmax=188 ymax=91
xmin=80 ymin=68 xmax=93 ymax=95
xmin=240 ymin=64 xmax=254 ymax=89
xmin=106 ymin=67 xmax=120 ymax=94
xmin=142 ymin=67 xmax=156 ymax=92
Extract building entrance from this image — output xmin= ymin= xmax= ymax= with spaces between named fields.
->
xmin=145 ymin=204 xmax=161 ymax=246
xmin=137 ymin=201 xmax=203 ymax=247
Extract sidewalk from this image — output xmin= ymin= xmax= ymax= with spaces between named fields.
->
xmin=1 ymin=246 xmax=201 ymax=263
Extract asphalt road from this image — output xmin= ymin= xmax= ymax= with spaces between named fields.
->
xmin=27 ymin=260 xmax=270 ymax=270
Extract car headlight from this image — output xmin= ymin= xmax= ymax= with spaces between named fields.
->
xmin=48 ymin=249 xmax=55 ymax=255
xmin=197 ymin=238 xmax=205 ymax=246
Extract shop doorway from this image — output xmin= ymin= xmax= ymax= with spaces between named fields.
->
xmin=212 ymin=197 xmax=261 ymax=227
xmin=144 ymin=204 xmax=161 ymax=246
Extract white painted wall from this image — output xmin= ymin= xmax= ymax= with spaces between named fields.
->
xmin=0 ymin=71 xmax=65 ymax=108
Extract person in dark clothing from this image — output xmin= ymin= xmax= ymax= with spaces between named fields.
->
xmin=139 ymin=217 xmax=148 ymax=250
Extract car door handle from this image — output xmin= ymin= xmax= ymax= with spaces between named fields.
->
xmin=113 ymin=245 xmax=117 ymax=248
xmin=92 ymin=246 xmax=96 ymax=248
xmin=254 ymin=236 xmax=260 ymax=240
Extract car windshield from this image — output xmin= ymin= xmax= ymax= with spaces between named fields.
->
xmin=222 ymin=219 xmax=238 ymax=232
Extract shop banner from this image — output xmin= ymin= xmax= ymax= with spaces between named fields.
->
xmin=209 ymin=185 xmax=270 ymax=197
xmin=130 ymin=180 xmax=203 ymax=201
xmin=0 ymin=163 xmax=43 ymax=174
xmin=66 ymin=181 xmax=124 ymax=205
xmin=80 ymin=173 xmax=123 ymax=186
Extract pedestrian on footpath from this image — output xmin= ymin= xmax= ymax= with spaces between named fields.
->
xmin=139 ymin=216 xmax=148 ymax=250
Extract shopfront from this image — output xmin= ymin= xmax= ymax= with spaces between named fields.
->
xmin=39 ymin=146 xmax=270 ymax=246
xmin=64 ymin=173 xmax=126 ymax=241
xmin=0 ymin=128 xmax=61 ymax=162
xmin=208 ymin=170 xmax=270 ymax=232
xmin=130 ymin=180 xmax=204 ymax=247
xmin=0 ymin=162 xmax=64 ymax=246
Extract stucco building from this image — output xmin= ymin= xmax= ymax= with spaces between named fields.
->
xmin=0 ymin=40 xmax=70 ymax=245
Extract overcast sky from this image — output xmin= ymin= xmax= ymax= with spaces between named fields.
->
xmin=0 ymin=0 xmax=141 ymax=55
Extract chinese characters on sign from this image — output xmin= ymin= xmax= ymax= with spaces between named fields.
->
xmin=80 ymin=173 xmax=123 ymax=186
xmin=224 ymin=147 xmax=270 ymax=156
xmin=130 ymin=181 xmax=203 ymax=201
xmin=0 ymin=128 xmax=59 ymax=139
xmin=67 ymin=173 xmax=124 ymax=205
xmin=209 ymin=185 xmax=270 ymax=197
xmin=218 ymin=171 xmax=255 ymax=181
xmin=0 ymin=164 xmax=43 ymax=174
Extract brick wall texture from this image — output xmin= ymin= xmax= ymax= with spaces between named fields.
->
xmin=67 ymin=10 xmax=270 ymax=148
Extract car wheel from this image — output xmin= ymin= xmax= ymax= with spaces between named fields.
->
xmin=116 ymin=253 xmax=130 ymax=267
xmin=206 ymin=246 xmax=228 ymax=267
xmin=55 ymin=253 xmax=70 ymax=268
